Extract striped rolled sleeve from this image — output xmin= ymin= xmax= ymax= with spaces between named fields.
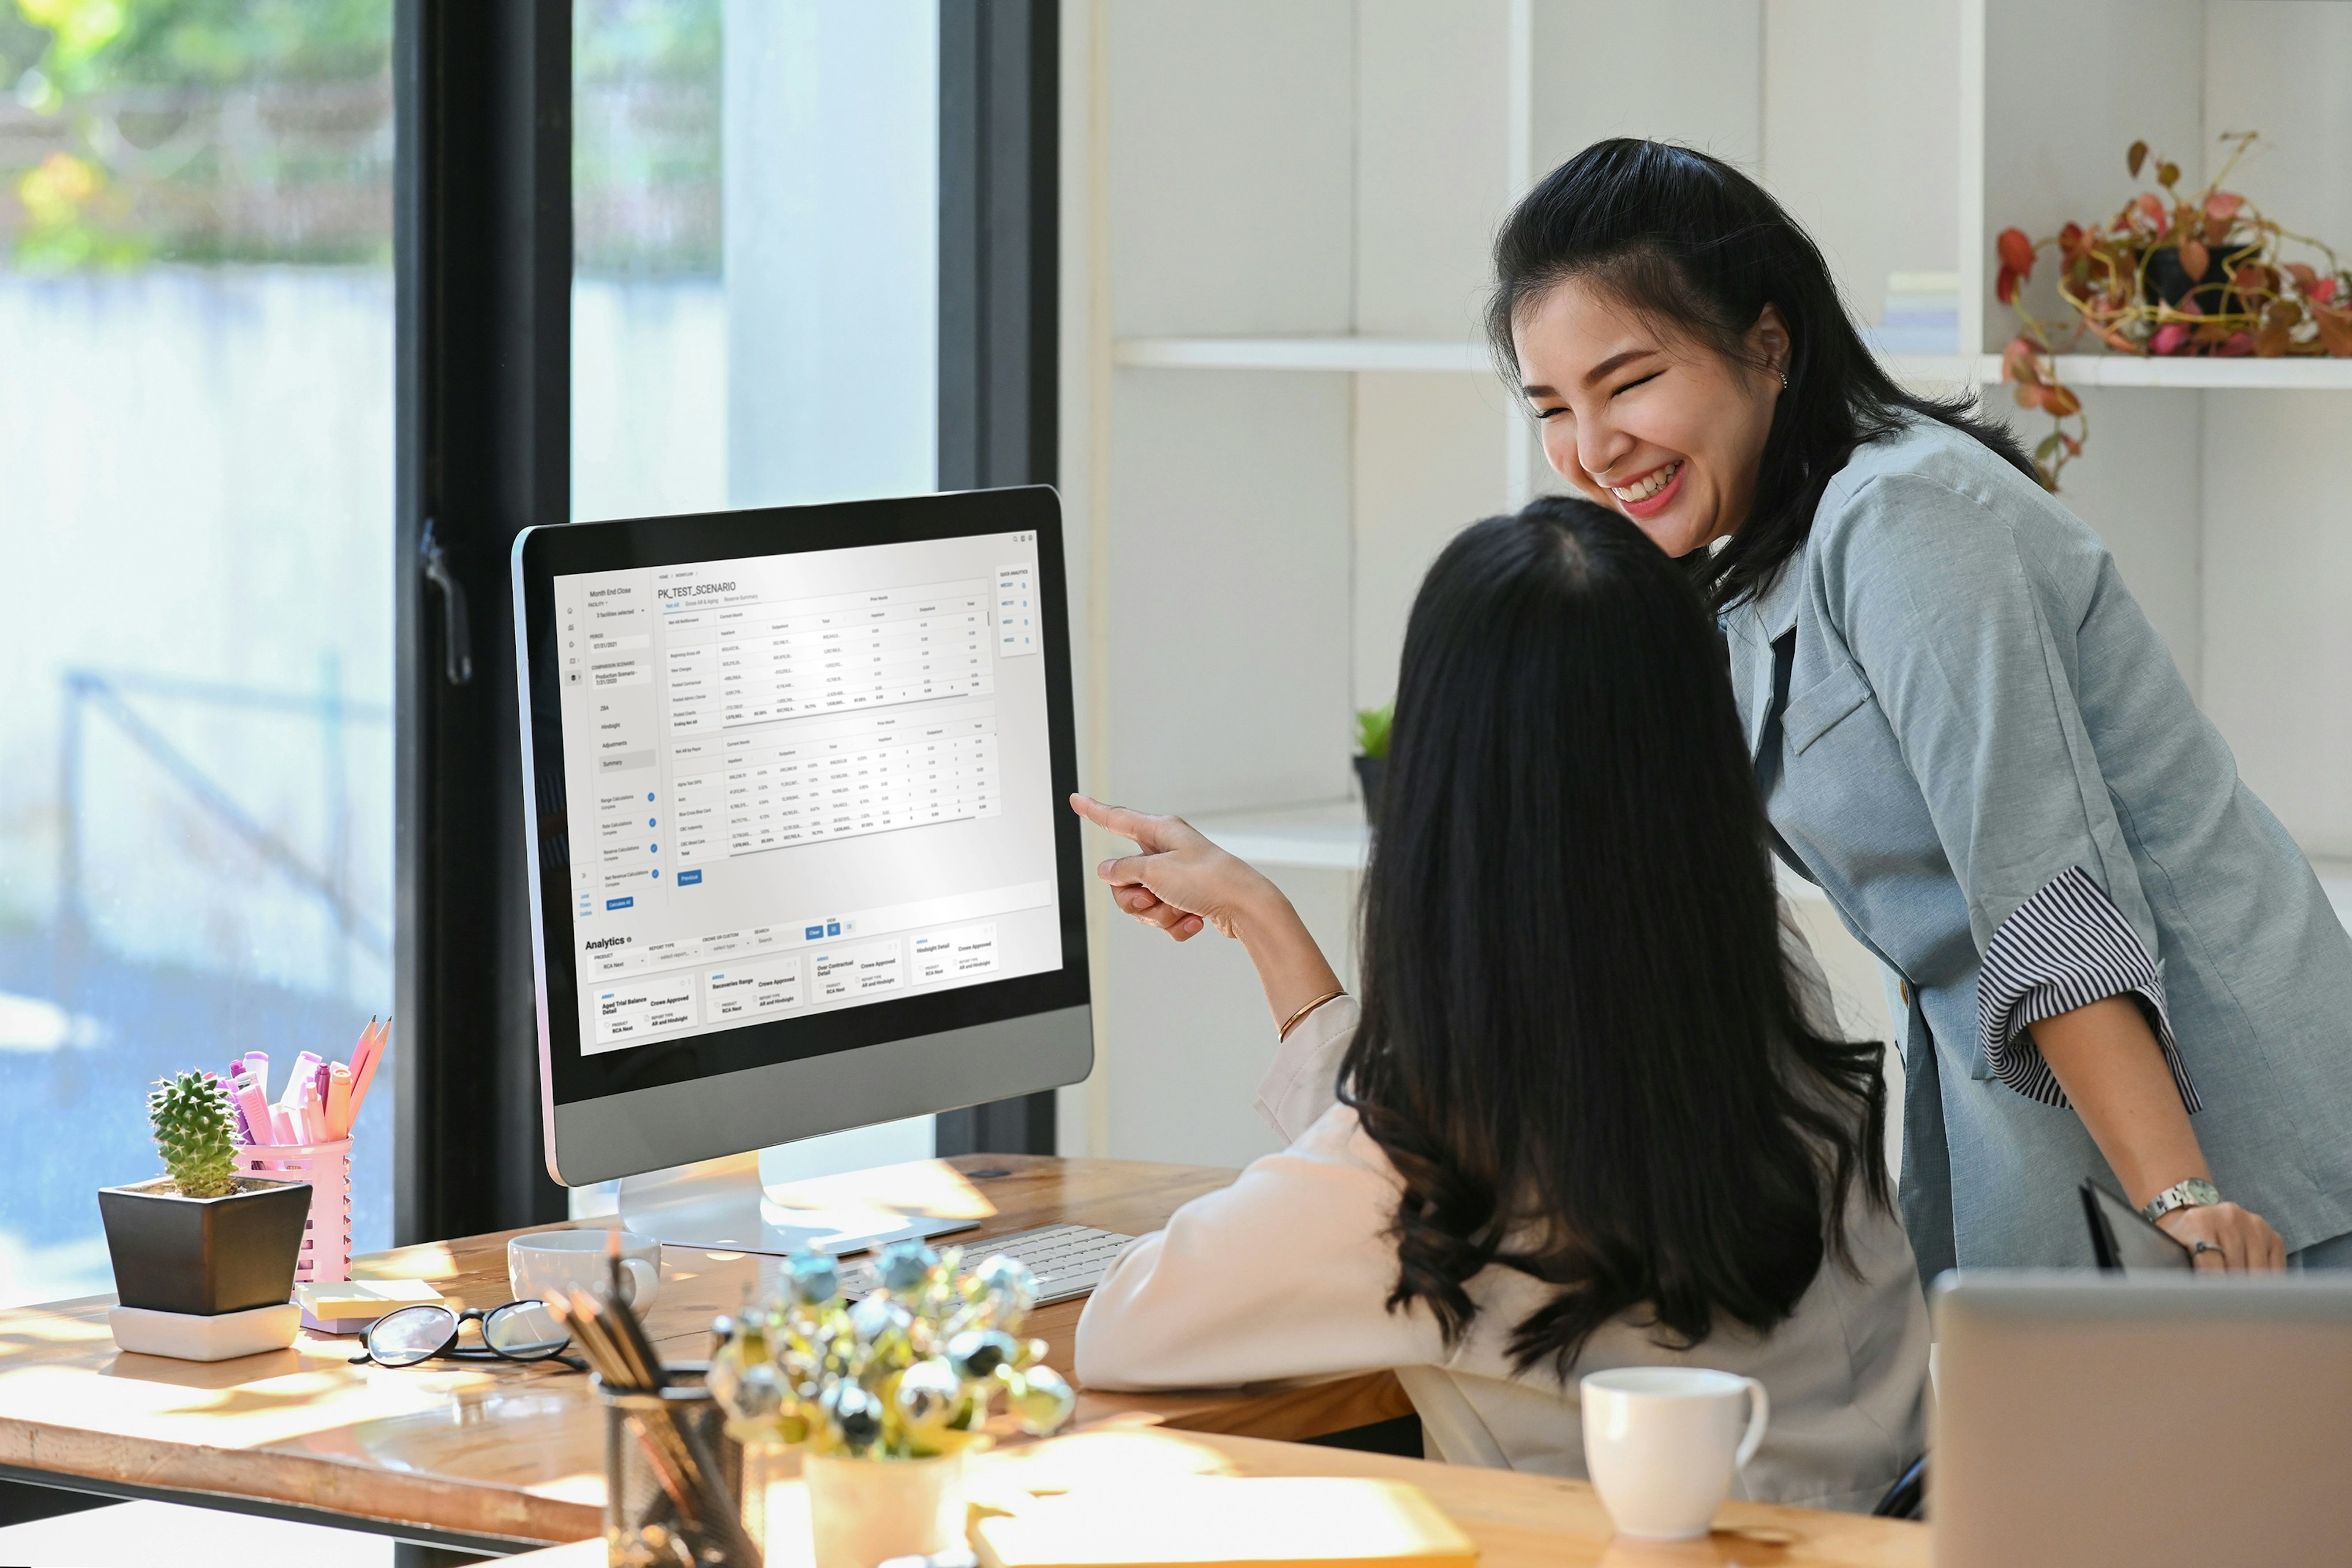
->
xmin=1976 ymin=865 xmax=2201 ymax=1114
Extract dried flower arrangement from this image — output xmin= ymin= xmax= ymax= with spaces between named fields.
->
xmin=1996 ymin=132 xmax=2352 ymax=488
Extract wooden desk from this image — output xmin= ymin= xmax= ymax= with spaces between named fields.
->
xmin=0 ymin=1156 xmax=1408 ymax=1553
xmin=499 ymin=1427 xmax=1927 ymax=1567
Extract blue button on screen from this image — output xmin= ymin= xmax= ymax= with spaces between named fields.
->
xmin=804 ymin=924 xmax=824 ymax=940
xmin=606 ymin=897 xmax=634 ymax=911
xmin=677 ymin=869 xmax=703 ymax=886
xmin=826 ymin=921 xmax=841 ymax=936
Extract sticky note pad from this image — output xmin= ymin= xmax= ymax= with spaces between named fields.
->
xmin=295 ymin=1278 xmax=445 ymax=1332
xmin=971 ymin=1477 xmax=1479 ymax=1567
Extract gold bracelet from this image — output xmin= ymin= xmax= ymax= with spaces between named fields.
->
xmin=1278 ymin=988 xmax=1348 ymax=1042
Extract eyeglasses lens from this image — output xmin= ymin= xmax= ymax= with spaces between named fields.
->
xmin=484 ymin=1300 xmax=570 ymax=1360
xmin=368 ymin=1305 xmax=457 ymax=1366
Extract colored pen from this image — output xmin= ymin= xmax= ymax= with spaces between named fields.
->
xmin=279 ymin=1052 xmax=323 ymax=1107
xmin=295 ymin=1081 xmax=327 ymax=1144
xmin=230 ymin=1072 xmax=275 ymax=1147
xmin=270 ymin=1105 xmax=300 ymax=1145
xmin=225 ymin=1069 xmax=255 ymax=1145
xmin=242 ymin=1052 xmax=270 ymax=1101
xmin=326 ymin=1063 xmax=353 ymax=1139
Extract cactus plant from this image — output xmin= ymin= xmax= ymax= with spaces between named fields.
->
xmin=149 ymin=1071 xmax=240 ymax=1199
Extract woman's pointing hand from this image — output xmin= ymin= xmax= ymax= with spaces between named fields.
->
xmin=1068 ymin=793 xmax=1276 ymax=944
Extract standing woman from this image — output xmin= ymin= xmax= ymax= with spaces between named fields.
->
xmin=1494 ymin=138 xmax=2352 ymax=1276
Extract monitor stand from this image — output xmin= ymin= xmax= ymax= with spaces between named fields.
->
xmin=616 ymin=1152 xmax=979 ymax=1258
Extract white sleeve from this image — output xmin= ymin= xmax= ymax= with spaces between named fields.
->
xmin=1253 ymin=995 xmax=1362 ymax=1142
xmin=1073 ymin=1101 xmax=1445 ymax=1392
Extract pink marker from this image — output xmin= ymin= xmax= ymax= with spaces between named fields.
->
xmin=242 ymin=1052 xmax=270 ymax=1102
xmin=279 ymin=1052 xmax=323 ymax=1107
xmin=230 ymin=1072 xmax=275 ymax=1146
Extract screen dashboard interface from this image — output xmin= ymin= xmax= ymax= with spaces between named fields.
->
xmin=553 ymin=529 xmax=1057 ymax=1058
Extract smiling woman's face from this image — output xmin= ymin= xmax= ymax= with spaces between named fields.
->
xmin=1512 ymin=278 xmax=1789 ymax=558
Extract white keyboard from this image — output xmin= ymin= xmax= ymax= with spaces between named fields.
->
xmin=836 ymin=1223 xmax=1137 ymax=1305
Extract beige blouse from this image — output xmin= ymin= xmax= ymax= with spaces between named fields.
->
xmin=1074 ymin=993 xmax=1932 ymax=1512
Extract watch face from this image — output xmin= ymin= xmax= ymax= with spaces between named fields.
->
xmin=2147 ymin=1178 xmax=2222 ymax=1222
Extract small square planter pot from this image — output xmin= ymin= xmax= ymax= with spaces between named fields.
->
xmin=1354 ymin=753 xmax=1386 ymax=819
xmin=97 ymin=1176 xmax=312 ymax=1317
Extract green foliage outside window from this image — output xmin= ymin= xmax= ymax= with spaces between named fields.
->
xmin=0 ymin=0 xmax=394 ymax=270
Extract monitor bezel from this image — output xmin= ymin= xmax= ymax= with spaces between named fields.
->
xmin=513 ymin=486 xmax=1090 ymax=1117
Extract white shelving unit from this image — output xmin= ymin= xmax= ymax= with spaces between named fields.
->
xmin=1060 ymin=0 xmax=2352 ymax=1168
xmin=1115 ymin=337 xmax=2352 ymax=391
xmin=1189 ymin=797 xmax=1839 ymax=905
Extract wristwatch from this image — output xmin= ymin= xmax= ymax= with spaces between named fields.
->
xmin=2141 ymin=1177 xmax=2222 ymax=1226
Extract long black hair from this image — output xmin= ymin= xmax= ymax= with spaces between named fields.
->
xmin=1487 ymin=138 xmax=2033 ymax=609
xmin=1340 ymin=497 xmax=1889 ymax=1377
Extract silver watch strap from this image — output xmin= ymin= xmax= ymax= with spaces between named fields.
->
xmin=2141 ymin=1177 xmax=2222 ymax=1226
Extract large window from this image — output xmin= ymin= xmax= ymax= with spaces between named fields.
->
xmin=0 ymin=1 xmax=394 ymax=1304
xmin=570 ymin=0 xmax=943 ymax=1189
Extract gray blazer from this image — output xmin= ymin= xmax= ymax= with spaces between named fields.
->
xmin=1725 ymin=416 xmax=2352 ymax=1275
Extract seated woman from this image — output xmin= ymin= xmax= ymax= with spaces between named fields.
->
xmin=1068 ymin=497 xmax=1928 ymax=1512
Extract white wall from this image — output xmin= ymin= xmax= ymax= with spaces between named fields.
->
xmin=1533 ymin=0 xmax=1761 ymax=173
xmin=1760 ymin=0 xmax=1959 ymax=326
xmin=2202 ymin=391 xmax=2352 ymax=859
xmin=1107 ymin=0 xmax=1355 ymax=338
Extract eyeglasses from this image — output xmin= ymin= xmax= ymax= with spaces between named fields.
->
xmin=348 ymin=1300 xmax=586 ymax=1371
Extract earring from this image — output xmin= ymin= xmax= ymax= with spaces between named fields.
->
xmin=1779 ymin=369 xmax=1790 ymax=388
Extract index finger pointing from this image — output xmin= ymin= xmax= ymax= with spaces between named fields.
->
xmin=1070 ymin=793 xmax=1156 ymax=847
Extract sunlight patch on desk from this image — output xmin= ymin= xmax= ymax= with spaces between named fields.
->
xmin=526 ymin=1468 xmax=609 ymax=1506
xmin=0 ymin=1360 xmax=473 ymax=1449
xmin=356 ymin=1242 xmax=462 ymax=1281
xmin=761 ymin=1157 xmax=997 ymax=1221
xmin=0 ymin=1303 xmax=115 ymax=1345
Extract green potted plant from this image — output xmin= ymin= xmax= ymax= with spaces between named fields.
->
xmin=1354 ymin=703 xmax=1393 ymax=818
xmin=98 ymin=1071 xmax=312 ymax=1317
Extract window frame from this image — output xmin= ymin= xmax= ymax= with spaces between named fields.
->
xmin=394 ymin=0 xmax=1063 ymax=1242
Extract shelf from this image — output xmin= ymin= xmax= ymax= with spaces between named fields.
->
xmin=1187 ymin=796 xmax=1830 ymax=903
xmin=1992 ymin=355 xmax=2352 ymax=390
xmin=1188 ymin=797 xmax=1371 ymax=871
xmin=1113 ymin=337 xmax=1493 ymax=373
xmin=1116 ymin=339 xmax=2352 ymax=391
xmin=1196 ymin=803 xmax=2352 ymax=935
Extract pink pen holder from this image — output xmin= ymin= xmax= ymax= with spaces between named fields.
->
xmin=237 ymin=1138 xmax=352 ymax=1291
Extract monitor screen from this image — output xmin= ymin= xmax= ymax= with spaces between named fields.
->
xmin=513 ymin=488 xmax=1088 ymax=1156
xmin=557 ymin=531 xmax=1059 ymax=1052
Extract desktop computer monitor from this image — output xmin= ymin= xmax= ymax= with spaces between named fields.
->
xmin=511 ymin=486 xmax=1091 ymax=1242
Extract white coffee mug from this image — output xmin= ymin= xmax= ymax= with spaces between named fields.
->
xmin=508 ymin=1229 xmax=663 ymax=1310
xmin=1580 ymin=1366 xmax=1770 ymax=1541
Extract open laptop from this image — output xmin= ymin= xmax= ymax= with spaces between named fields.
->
xmin=1933 ymin=1272 xmax=2352 ymax=1567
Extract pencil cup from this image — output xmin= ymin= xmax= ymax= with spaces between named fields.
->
xmin=600 ymin=1363 xmax=757 ymax=1568
xmin=236 ymin=1139 xmax=352 ymax=1289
